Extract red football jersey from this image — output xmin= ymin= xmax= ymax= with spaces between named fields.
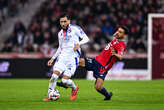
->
xmin=95 ymin=39 xmax=126 ymax=71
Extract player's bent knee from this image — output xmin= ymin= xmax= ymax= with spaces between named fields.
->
xmin=95 ymin=86 xmax=101 ymax=91
xmin=53 ymin=73 xmax=59 ymax=80
xmin=94 ymin=84 xmax=102 ymax=91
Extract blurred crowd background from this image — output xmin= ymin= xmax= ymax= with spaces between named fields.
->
xmin=0 ymin=0 xmax=163 ymax=55
xmin=0 ymin=0 xmax=29 ymax=25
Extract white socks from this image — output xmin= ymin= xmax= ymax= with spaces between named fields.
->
xmin=48 ymin=74 xmax=59 ymax=93
xmin=62 ymin=78 xmax=76 ymax=90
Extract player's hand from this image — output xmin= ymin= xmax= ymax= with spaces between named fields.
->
xmin=111 ymin=48 xmax=116 ymax=56
xmin=47 ymin=58 xmax=54 ymax=66
xmin=73 ymin=43 xmax=80 ymax=51
xmin=113 ymin=32 xmax=118 ymax=39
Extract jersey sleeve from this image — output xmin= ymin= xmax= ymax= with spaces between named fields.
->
xmin=52 ymin=32 xmax=62 ymax=59
xmin=74 ymin=26 xmax=89 ymax=45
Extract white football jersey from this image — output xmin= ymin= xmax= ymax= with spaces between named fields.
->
xmin=52 ymin=24 xmax=89 ymax=60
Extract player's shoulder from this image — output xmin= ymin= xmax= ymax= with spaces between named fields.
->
xmin=70 ymin=24 xmax=82 ymax=30
xmin=118 ymin=40 xmax=126 ymax=48
xmin=70 ymin=24 xmax=81 ymax=28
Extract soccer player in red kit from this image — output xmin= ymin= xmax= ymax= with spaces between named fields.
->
xmin=79 ymin=26 xmax=129 ymax=100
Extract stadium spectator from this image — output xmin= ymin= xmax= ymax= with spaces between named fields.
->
xmin=0 ymin=0 xmax=32 ymax=27
xmin=0 ymin=0 xmax=8 ymax=21
xmin=1 ymin=41 xmax=12 ymax=53
xmin=135 ymin=38 xmax=146 ymax=53
xmin=8 ymin=0 xmax=19 ymax=17
xmin=14 ymin=20 xmax=26 ymax=35
xmin=33 ymin=44 xmax=40 ymax=53
xmin=19 ymin=0 xmax=29 ymax=7
xmin=127 ymin=37 xmax=137 ymax=54
xmin=16 ymin=31 xmax=25 ymax=53
xmin=7 ymin=33 xmax=17 ymax=47
xmin=23 ymin=30 xmax=34 ymax=48
xmin=23 ymin=41 xmax=34 ymax=53
xmin=33 ymin=31 xmax=43 ymax=45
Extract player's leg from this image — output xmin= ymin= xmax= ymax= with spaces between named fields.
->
xmin=61 ymin=75 xmax=77 ymax=90
xmin=57 ymin=58 xmax=77 ymax=89
xmin=44 ymin=59 xmax=65 ymax=101
xmin=62 ymin=75 xmax=79 ymax=101
xmin=61 ymin=59 xmax=79 ymax=101
xmin=91 ymin=59 xmax=113 ymax=100
xmin=94 ymin=78 xmax=113 ymax=100
xmin=48 ymin=59 xmax=66 ymax=92
xmin=57 ymin=77 xmax=79 ymax=101
xmin=44 ymin=70 xmax=60 ymax=101
xmin=48 ymin=70 xmax=60 ymax=93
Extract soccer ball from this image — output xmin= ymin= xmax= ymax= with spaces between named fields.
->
xmin=48 ymin=89 xmax=60 ymax=101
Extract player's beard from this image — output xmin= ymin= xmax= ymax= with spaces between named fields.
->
xmin=117 ymin=35 xmax=124 ymax=40
xmin=62 ymin=25 xmax=69 ymax=30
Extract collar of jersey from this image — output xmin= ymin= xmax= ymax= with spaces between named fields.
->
xmin=62 ymin=24 xmax=71 ymax=38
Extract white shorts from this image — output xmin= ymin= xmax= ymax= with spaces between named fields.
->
xmin=53 ymin=57 xmax=79 ymax=77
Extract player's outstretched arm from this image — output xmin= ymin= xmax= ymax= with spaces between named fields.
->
xmin=113 ymin=53 xmax=123 ymax=60
xmin=79 ymin=34 xmax=89 ymax=45
xmin=111 ymin=48 xmax=123 ymax=60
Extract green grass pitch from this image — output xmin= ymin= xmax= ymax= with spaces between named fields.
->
xmin=0 ymin=79 xmax=164 ymax=110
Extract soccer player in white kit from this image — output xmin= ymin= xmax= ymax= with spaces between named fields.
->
xmin=44 ymin=13 xmax=89 ymax=101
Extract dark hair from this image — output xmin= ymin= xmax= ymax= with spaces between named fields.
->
xmin=120 ymin=26 xmax=129 ymax=35
xmin=59 ymin=13 xmax=71 ymax=20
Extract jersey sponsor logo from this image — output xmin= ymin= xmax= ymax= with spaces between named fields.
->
xmin=104 ymin=40 xmax=118 ymax=50
xmin=63 ymin=35 xmax=71 ymax=41
xmin=104 ymin=43 xmax=111 ymax=50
